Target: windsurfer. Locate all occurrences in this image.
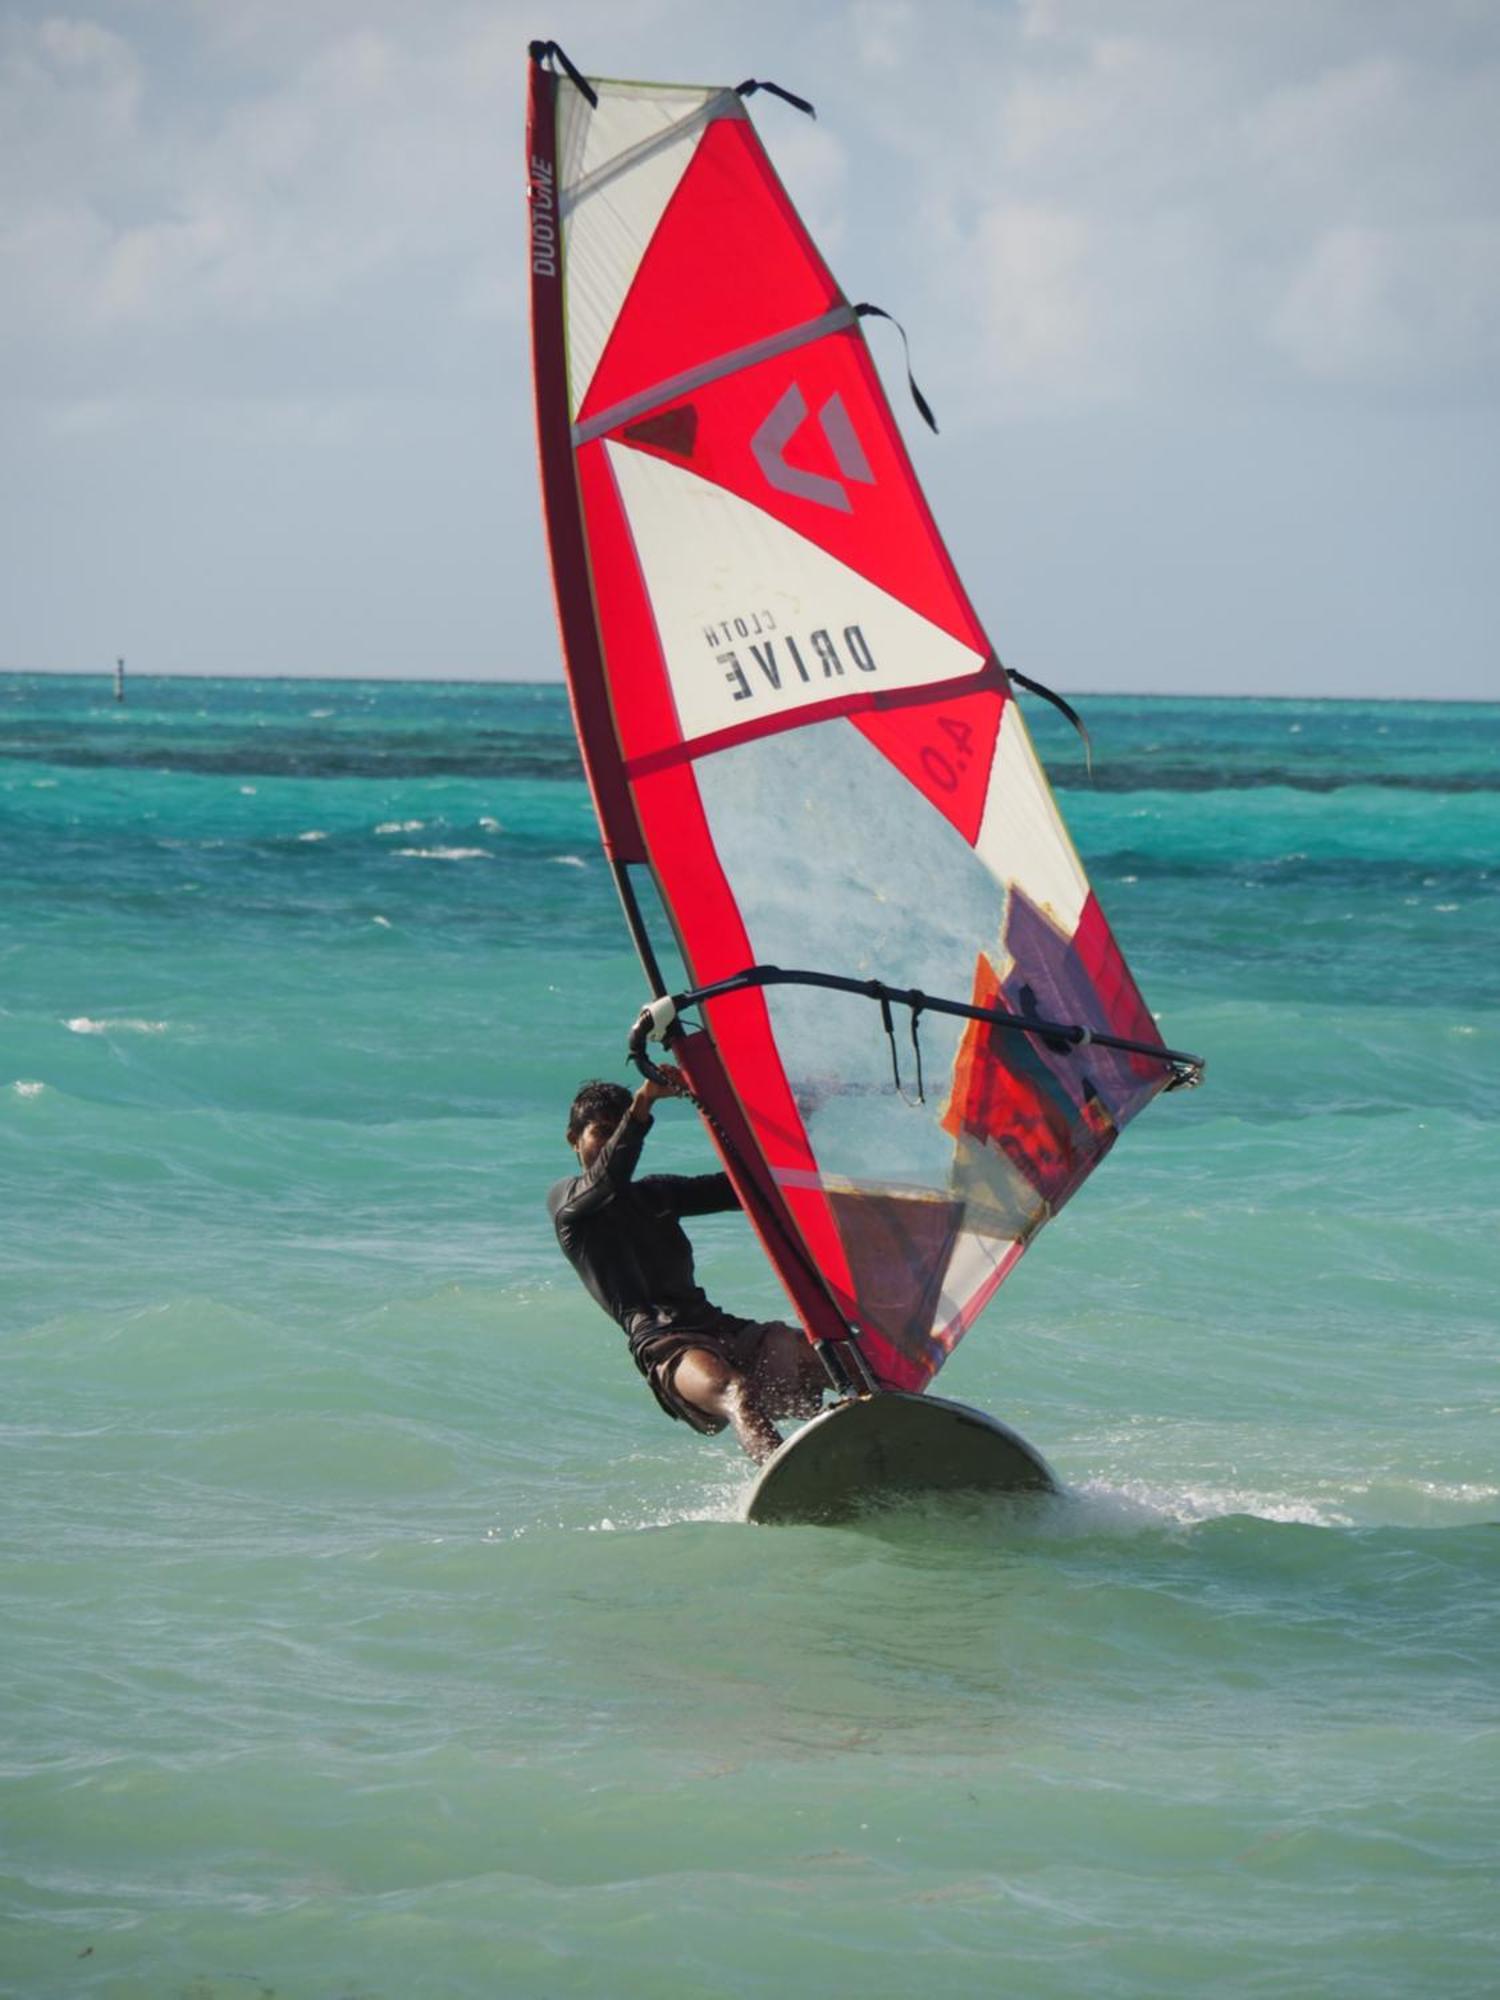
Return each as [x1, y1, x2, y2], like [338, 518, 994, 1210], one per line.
[548, 1070, 825, 1462]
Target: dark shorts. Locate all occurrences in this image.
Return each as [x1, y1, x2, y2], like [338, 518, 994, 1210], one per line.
[629, 1314, 794, 1436]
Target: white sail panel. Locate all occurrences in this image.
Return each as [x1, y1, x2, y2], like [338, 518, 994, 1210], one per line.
[605, 441, 986, 744]
[974, 697, 1090, 938]
[931, 1228, 1026, 1345]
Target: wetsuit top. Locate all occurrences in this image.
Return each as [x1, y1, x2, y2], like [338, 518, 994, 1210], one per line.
[547, 1107, 741, 1350]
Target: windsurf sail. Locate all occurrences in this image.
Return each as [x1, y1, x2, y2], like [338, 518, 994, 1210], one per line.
[526, 44, 1203, 1394]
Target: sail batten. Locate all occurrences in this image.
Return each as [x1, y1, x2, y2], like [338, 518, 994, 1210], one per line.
[528, 54, 1197, 1391]
[572, 305, 859, 446]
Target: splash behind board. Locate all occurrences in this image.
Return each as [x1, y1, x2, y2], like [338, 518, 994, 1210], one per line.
[746, 1390, 1058, 1525]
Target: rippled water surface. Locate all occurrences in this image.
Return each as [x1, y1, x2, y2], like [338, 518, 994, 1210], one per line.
[4, 676, 1497, 1999]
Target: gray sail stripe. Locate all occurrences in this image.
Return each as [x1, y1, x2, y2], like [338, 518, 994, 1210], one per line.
[559, 89, 744, 218]
[571, 306, 860, 448]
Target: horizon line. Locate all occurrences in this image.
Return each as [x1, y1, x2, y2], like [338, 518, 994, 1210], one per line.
[2, 666, 1496, 707]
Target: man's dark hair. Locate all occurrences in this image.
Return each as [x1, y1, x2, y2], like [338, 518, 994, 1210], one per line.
[566, 1078, 633, 1147]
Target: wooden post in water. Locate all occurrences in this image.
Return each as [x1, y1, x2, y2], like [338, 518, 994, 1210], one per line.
[114, 657, 126, 703]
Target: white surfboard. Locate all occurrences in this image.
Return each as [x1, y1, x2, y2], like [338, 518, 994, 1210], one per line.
[746, 1389, 1058, 1525]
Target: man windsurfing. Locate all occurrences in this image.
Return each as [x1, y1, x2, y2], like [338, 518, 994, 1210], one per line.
[548, 1068, 825, 1462]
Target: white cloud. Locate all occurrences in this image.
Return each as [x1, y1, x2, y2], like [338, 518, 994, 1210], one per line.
[4, 0, 1496, 693]
[1271, 221, 1500, 382]
[849, 0, 918, 74]
[1, 7, 528, 366]
[972, 204, 1096, 393]
[8, 0, 1494, 414]
[795, 1, 1498, 413]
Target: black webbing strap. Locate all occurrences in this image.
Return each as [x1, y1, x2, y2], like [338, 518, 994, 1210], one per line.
[853, 304, 938, 433]
[878, 990, 927, 1106]
[1005, 664, 1094, 773]
[736, 78, 817, 118]
[528, 40, 598, 108]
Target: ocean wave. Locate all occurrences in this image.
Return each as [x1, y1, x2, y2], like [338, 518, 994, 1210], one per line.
[394, 846, 492, 861]
[0, 732, 584, 781]
[1068, 1477, 1354, 1530]
[65, 1017, 169, 1035]
[1075, 764, 1500, 795]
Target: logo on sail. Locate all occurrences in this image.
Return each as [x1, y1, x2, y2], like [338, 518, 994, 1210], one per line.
[750, 385, 874, 513]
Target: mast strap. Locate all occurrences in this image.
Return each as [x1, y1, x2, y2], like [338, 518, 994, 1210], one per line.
[736, 78, 817, 118]
[1005, 664, 1094, 773]
[853, 304, 938, 433]
[528, 40, 598, 109]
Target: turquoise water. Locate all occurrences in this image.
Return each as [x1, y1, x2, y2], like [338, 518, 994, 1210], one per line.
[4, 675, 1497, 1999]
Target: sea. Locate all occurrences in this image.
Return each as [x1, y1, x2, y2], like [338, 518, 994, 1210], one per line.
[3, 673, 1497, 1999]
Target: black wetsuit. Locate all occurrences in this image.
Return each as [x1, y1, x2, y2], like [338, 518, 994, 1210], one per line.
[547, 1107, 743, 1365]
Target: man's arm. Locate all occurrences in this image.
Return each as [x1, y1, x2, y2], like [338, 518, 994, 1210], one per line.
[631, 1066, 738, 1215]
[549, 1070, 686, 1223]
[655, 1171, 742, 1218]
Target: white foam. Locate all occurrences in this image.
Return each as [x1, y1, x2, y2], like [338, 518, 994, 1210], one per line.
[375, 819, 426, 835]
[296, 830, 327, 842]
[478, 816, 502, 832]
[394, 846, 491, 861]
[551, 854, 588, 869]
[1071, 1476, 1352, 1530]
[13, 1080, 45, 1097]
[66, 1017, 168, 1036]
[239, 785, 257, 795]
[371, 915, 392, 928]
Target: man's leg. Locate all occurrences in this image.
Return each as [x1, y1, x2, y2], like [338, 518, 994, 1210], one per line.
[670, 1347, 784, 1464]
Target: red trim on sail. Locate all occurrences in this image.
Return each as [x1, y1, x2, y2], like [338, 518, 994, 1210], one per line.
[620, 662, 1004, 782]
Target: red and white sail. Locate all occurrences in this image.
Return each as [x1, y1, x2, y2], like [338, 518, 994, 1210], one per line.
[527, 56, 1175, 1392]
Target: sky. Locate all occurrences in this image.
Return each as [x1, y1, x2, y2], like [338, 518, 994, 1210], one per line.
[3, 0, 1497, 697]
